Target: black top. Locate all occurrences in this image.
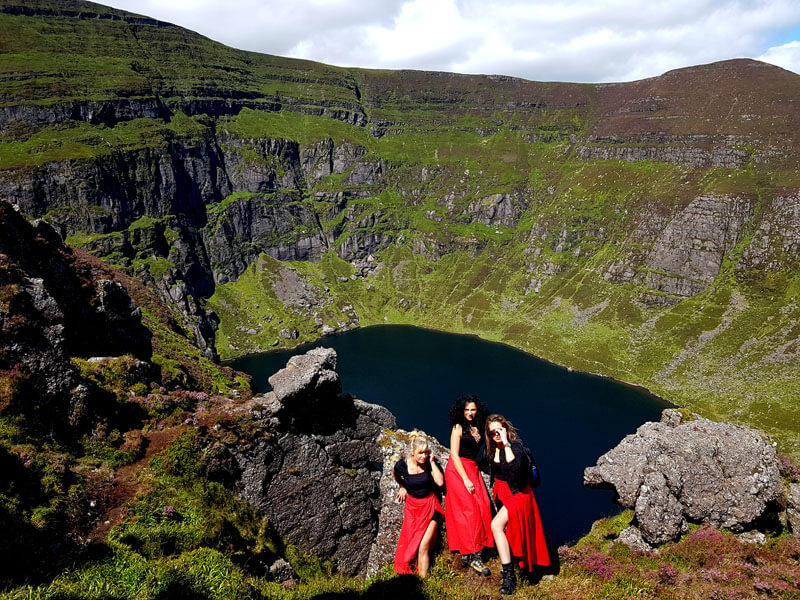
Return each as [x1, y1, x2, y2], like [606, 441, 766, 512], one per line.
[394, 458, 440, 499]
[457, 426, 482, 461]
[489, 440, 529, 494]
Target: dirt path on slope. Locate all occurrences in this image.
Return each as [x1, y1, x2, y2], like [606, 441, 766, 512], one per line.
[88, 426, 184, 542]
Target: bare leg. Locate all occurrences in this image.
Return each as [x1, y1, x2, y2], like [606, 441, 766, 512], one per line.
[491, 506, 511, 564]
[417, 520, 438, 578]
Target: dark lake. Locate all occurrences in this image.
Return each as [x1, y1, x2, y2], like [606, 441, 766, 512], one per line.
[230, 325, 672, 547]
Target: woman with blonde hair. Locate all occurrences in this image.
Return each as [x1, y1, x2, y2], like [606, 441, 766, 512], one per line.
[485, 414, 550, 595]
[393, 431, 445, 577]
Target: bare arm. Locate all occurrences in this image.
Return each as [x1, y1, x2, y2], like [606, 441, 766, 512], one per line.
[429, 453, 444, 487]
[499, 427, 515, 463]
[393, 462, 408, 502]
[449, 424, 475, 493]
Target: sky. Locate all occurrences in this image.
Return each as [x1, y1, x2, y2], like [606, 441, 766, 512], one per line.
[103, 0, 800, 83]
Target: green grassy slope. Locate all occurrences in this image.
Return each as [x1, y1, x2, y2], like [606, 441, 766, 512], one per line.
[1, 0, 799, 462]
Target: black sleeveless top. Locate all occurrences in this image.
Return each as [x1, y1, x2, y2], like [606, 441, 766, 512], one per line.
[457, 425, 482, 461]
[394, 458, 441, 499]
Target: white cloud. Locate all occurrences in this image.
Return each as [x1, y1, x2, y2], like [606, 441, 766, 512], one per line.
[758, 41, 800, 75]
[103, 0, 800, 82]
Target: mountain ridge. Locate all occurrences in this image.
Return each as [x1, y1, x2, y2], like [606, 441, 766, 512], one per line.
[0, 0, 798, 461]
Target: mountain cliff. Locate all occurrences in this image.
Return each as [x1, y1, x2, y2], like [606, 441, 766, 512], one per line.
[1, 0, 799, 459]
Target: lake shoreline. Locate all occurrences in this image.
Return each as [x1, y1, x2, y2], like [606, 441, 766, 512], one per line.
[225, 322, 673, 410]
[227, 323, 673, 547]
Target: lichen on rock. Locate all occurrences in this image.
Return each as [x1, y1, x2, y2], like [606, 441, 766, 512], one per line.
[584, 408, 785, 546]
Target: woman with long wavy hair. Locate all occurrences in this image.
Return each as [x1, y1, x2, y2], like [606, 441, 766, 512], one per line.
[485, 414, 550, 595]
[393, 431, 445, 577]
[444, 395, 493, 576]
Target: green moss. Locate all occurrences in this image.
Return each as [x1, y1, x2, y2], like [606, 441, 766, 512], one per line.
[574, 510, 635, 553]
[220, 108, 368, 146]
[64, 230, 122, 248]
[149, 430, 203, 479]
[70, 355, 143, 403]
[130, 256, 174, 280]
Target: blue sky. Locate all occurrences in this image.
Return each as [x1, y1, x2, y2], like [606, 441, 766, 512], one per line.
[106, 0, 800, 83]
[771, 22, 800, 46]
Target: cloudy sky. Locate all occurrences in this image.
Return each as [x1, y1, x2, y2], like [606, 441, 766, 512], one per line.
[104, 0, 800, 83]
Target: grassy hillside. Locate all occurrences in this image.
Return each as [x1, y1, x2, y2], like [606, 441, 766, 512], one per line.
[1, 0, 799, 464]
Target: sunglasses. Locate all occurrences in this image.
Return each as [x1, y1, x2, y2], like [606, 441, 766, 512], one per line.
[490, 429, 502, 437]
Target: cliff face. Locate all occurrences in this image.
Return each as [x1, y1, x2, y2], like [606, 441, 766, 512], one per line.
[1, 0, 800, 457]
[205, 348, 396, 575]
[0, 201, 154, 440]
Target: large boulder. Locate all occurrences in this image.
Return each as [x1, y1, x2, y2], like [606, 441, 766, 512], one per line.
[268, 346, 341, 406]
[788, 483, 800, 535]
[584, 409, 784, 545]
[215, 348, 396, 576]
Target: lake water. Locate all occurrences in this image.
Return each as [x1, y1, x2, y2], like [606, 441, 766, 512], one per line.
[230, 325, 672, 547]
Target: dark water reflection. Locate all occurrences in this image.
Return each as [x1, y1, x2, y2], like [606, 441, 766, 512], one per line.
[230, 325, 671, 546]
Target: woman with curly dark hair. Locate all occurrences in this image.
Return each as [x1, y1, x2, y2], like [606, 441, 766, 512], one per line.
[485, 414, 550, 595]
[444, 395, 493, 576]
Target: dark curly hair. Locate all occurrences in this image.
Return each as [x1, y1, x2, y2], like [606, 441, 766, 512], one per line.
[448, 395, 488, 431]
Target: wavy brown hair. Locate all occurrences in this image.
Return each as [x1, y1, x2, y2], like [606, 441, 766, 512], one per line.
[484, 414, 518, 453]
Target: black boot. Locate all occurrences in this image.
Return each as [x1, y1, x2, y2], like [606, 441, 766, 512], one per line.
[500, 563, 517, 595]
[467, 552, 491, 576]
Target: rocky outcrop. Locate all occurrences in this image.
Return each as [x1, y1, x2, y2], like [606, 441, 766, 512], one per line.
[584, 409, 784, 546]
[605, 194, 754, 299]
[463, 193, 524, 227]
[738, 192, 800, 273]
[202, 191, 330, 284]
[211, 348, 395, 575]
[576, 135, 754, 169]
[0, 201, 154, 439]
[788, 483, 800, 535]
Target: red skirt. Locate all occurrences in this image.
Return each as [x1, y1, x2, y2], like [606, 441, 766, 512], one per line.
[444, 457, 494, 553]
[493, 479, 550, 571]
[394, 493, 444, 574]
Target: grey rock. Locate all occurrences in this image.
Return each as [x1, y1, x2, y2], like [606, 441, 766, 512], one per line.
[268, 558, 296, 582]
[611, 526, 653, 552]
[738, 192, 800, 274]
[463, 193, 524, 227]
[272, 267, 329, 313]
[225, 348, 395, 575]
[278, 328, 299, 340]
[603, 194, 755, 299]
[736, 530, 767, 544]
[788, 483, 800, 536]
[584, 410, 783, 545]
[636, 195, 753, 295]
[660, 408, 685, 427]
[268, 347, 341, 405]
[576, 134, 754, 169]
[634, 471, 687, 544]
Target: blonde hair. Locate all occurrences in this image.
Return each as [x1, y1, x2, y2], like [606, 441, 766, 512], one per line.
[485, 414, 518, 452]
[406, 431, 430, 458]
